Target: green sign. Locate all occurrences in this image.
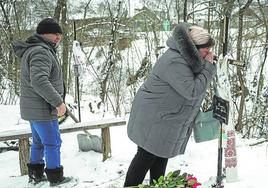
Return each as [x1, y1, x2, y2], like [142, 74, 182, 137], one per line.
[163, 20, 170, 31]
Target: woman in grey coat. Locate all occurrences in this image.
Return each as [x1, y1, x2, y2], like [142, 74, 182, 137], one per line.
[124, 23, 217, 187]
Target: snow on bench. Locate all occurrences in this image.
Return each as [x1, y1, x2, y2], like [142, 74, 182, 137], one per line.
[0, 117, 127, 175]
[0, 118, 126, 141]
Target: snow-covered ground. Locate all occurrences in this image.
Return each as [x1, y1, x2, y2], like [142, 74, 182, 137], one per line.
[0, 104, 267, 188]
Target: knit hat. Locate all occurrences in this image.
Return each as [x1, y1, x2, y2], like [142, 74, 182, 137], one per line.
[36, 18, 62, 35]
[189, 25, 215, 49]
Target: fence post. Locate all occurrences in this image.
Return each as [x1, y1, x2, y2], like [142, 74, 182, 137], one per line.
[101, 127, 111, 161]
[19, 138, 30, 175]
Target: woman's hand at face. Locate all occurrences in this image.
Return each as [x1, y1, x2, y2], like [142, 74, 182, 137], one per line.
[205, 51, 216, 63]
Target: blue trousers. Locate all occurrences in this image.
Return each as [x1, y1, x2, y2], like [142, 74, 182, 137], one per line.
[29, 120, 62, 169]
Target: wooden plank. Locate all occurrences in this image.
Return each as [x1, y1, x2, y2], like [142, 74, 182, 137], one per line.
[0, 118, 126, 141]
[0, 130, 31, 141]
[60, 118, 126, 134]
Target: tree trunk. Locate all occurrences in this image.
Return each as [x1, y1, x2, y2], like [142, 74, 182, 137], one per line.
[176, 0, 181, 23]
[183, 0, 188, 22]
[0, 2, 14, 81]
[53, 0, 69, 89]
[61, 1, 69, 87]
[54, 0, 64, 22]
[256, 0, 268, 101]
[236, 0, 253, 132]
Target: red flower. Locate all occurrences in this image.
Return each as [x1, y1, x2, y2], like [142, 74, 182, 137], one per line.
[186, 175, 202, 188]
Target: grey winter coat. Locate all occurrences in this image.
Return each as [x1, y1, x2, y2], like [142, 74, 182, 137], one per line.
[127, 23, 217, 158]
[12, 34, 64, 121]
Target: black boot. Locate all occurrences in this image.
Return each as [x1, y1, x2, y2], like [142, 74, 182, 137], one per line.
[27, 163, 47, 184]
[45, 166, 73, 187]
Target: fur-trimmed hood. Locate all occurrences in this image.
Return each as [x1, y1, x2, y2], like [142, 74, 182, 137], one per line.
[166, 23, 204, 73]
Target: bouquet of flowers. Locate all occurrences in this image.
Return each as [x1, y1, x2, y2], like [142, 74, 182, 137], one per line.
[136, 170, 201, 188]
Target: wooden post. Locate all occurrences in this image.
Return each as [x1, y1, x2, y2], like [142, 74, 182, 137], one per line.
[18, 138, 30, 175]
[225, 130, 238, 182]
[101, 127, 111, 161]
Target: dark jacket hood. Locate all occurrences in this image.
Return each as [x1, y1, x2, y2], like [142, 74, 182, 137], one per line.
[12, 34, 56, 59]
[166, 23, 204, 73]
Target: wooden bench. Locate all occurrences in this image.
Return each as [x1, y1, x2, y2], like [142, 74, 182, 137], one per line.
[0, 118, 126, 175]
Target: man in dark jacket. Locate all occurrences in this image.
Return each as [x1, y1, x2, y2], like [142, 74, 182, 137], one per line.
[12, 18, 73, 186]
[124, 23, 217, 187]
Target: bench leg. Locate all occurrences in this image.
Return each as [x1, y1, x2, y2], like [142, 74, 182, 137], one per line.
[101, 127, 111, 161]
[19, 138, 30, 175]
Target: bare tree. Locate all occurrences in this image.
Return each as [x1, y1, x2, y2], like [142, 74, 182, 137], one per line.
[99, 1, 122, 115]
[183, 0, 188, 22]
[53, 0, 70, 90]
[175, 0, 181, 22]
[0, 1, 14, 81]
[235, 0, 253, 131]
[255, 0, 268, 101]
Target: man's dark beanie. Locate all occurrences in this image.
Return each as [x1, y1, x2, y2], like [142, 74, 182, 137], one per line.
[36, 18, 62, 34]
